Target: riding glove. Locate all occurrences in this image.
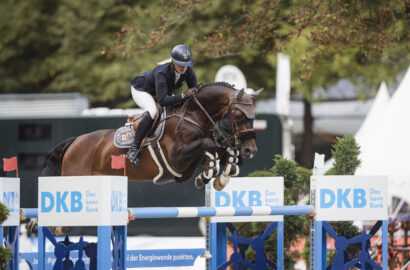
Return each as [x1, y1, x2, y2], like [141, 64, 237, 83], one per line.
[183, 88, 197, 99]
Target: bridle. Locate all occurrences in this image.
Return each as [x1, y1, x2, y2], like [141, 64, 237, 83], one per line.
[164, 87, 257, 149]
[220, 99, 257, 145]
[192, 92, 256, 149]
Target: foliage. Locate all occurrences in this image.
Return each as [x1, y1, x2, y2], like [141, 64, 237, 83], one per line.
[0, 0, 138, 107]
[248, 170, 274, 177]
[303, 135, 362, 266]
[238, 155, 311, 268]
[0, 203, 10, 269]
[327, 135, 361, 175]
[111, 0, 409, 100]
[1, 0, 407, 109]
[0, 246, 12, 270]
[0, 203, 9, 224]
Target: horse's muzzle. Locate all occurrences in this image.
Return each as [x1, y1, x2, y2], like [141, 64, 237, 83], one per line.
[241, 144, 257, 159]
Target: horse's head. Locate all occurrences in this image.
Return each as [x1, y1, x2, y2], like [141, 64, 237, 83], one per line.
[220, 88, 263, 159]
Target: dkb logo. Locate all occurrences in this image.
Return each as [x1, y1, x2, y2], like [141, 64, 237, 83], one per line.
[111, 191, 125, 212]
[320, 188, 366, 208]
[3, 192, 19, 213]
[215, 190, 262, 207]
[41, 191, 83, 213]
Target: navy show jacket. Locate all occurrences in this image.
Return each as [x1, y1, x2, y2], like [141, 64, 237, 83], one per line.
[131, 63, 197, 106]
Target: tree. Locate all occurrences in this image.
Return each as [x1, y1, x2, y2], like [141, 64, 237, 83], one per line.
[0, 0, 138, 107]
[245, 155, 311, 268]
[110, 0, 408, 167]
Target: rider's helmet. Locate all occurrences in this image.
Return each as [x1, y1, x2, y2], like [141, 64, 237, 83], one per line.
[171, 45, 193, 67]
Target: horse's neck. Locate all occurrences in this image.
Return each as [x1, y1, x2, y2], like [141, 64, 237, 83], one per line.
[195, 87, 233, 120]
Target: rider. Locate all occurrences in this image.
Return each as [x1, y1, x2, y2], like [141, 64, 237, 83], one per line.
[127, 44, 198, 165]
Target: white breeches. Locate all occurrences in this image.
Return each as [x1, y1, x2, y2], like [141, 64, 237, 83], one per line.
[131, 86, 157, 119]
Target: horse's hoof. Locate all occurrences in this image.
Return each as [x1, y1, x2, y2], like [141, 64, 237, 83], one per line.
[213, 176, 224, 191]
[25, 219, 38, 234]
[50, 226, 72, 236]
[213, 174, 231, 191]
[195, 177, 204, 189]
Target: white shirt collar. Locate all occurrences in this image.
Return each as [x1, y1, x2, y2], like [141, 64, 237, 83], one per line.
[174, 70, 181, 84]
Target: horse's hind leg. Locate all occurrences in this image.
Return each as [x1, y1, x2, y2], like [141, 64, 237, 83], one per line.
[25, 219, 72, 236]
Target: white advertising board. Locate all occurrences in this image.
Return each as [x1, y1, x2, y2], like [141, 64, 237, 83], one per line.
[312, 175, 388, 221]
[38, 176, 128, 226]
[0, 177, 20, 226]
[207, 177, 284, 223]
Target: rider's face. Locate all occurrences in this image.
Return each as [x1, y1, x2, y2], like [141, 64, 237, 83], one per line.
[173, 62, 188, 74]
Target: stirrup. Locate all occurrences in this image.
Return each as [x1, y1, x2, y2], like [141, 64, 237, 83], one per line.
[127, 148, 141, 167]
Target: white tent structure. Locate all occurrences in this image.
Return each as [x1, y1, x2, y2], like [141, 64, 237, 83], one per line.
[354, 82, 390, 143]
[355, 67, 410, 216]
[316, 81, 391, 175]
[356, 67, 410, 175]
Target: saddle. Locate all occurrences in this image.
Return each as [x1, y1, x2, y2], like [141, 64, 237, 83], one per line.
[114, 104, 182, 184]
[114, 104, 165, 149]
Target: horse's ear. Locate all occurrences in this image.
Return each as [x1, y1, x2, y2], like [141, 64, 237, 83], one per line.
[250, 88, 264, 101]
[236, 88, 245, 100]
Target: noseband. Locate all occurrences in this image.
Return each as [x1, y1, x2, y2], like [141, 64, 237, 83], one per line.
[220, 99, 257, 146]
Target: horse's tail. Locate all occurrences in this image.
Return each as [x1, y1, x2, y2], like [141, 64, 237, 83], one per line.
[41, 137, 77, 176]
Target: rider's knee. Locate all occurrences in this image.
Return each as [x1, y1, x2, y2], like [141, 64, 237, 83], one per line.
[146, 107, 157, 119]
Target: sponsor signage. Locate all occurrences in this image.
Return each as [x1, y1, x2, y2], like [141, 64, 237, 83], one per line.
[38, 176, 128, 226]
[0, 177, 20, 226]
[208, 177, 284, 222]
[312, 175, 388, 221]
[21, 249, 205, 268]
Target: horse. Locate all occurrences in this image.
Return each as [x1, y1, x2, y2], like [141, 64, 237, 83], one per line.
[41, 82, 263, 190]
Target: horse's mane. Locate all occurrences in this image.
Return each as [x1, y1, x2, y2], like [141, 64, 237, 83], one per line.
[197, 82, 237, 91]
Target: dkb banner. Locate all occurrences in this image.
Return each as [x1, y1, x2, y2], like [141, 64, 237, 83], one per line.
[38, 176, 128, 226]
[0, 177, 20, 226]
[312, 175, 388, 221]
[208, 177, 284, 223]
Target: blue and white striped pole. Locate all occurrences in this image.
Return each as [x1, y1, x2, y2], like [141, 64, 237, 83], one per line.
[129, 205, 313, 219]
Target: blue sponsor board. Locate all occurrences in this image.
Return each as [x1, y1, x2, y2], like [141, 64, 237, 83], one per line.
[126, 249, 205, 267]
[20, 249, 205, 269]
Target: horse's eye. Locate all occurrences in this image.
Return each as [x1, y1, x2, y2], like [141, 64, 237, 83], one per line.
[236, 114, 245, 120]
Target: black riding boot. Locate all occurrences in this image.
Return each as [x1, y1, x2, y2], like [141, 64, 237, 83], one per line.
[126, 112, 154, 166]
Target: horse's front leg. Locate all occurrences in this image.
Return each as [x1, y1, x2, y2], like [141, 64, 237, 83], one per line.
[213, 147, 240, 191]
[172, 137, 220, 184]
[194, 151, 220, 189]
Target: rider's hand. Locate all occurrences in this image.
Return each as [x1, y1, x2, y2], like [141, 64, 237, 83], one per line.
[183, 88, 196, 99]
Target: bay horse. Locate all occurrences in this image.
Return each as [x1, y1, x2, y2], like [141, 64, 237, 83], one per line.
[41, 82, 263, 190]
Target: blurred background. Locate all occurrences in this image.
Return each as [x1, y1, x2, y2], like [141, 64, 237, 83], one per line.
[0, 0, 409, 236]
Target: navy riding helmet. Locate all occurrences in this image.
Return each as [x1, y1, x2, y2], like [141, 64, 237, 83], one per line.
[171, 45, 193, 67]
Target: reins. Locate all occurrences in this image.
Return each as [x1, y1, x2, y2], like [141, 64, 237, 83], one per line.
[192, 95, 235, 149]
